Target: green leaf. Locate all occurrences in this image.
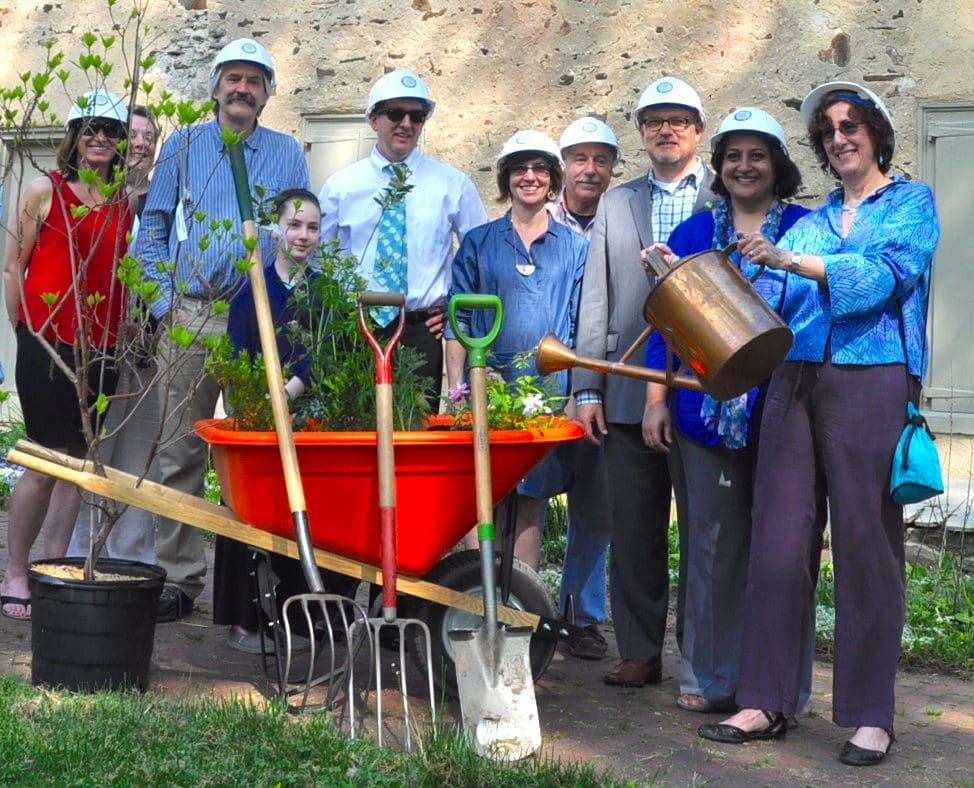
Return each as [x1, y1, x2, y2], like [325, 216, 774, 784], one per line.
[94, 392, 109, 415]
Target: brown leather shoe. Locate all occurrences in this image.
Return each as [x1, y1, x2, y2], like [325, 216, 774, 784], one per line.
[603, 658, 663, 687]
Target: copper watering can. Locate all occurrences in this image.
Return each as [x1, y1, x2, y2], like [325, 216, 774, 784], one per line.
[537, 244, 793, 400]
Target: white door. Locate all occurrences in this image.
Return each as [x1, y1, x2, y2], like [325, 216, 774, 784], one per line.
[302, 115, 377, 194]
[920, 107, 974, 433]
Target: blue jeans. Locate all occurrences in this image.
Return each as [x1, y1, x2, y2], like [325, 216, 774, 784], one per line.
[558, 439, 611, 628]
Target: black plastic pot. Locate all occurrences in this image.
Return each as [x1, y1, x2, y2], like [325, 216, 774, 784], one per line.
[28, 557, 166, 692]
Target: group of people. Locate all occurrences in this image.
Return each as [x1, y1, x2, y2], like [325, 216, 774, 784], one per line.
[0, 33, 940, 768]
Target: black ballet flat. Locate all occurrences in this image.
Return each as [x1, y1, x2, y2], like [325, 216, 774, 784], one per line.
[698, 710, 788, 744]
[838, 728, 895, 766]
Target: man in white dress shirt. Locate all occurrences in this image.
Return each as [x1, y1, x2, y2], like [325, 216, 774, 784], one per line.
[318, 69, 488, 401]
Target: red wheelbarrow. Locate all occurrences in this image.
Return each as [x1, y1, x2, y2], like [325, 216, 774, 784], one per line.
[9, 417, 584, 698]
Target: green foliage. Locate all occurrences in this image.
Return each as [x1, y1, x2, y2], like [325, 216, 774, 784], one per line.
[204, 333, 277, 431]
[286, 246, 432, 431]
[542, 493, 568, 566]
[205, 243, 433, 433]
[813, 555, 974, 676]
[0, 678, 619, 786]
[444, 353, 568, 431]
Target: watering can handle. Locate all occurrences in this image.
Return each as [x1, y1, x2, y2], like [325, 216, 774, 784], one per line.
[721, 241, 766, 284]
[448, 294, 504, 370]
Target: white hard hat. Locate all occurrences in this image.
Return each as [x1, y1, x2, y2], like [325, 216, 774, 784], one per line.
[496, 129, 563, 171]
[710, 107, 790, 157]
[559, 116, 619, 159]
[799, 80, 895, 152]
[208, 38, 276, 98]
[634, 77, 706, 128]
[66, 88, 128, 128]
[365, 69, 436, 120]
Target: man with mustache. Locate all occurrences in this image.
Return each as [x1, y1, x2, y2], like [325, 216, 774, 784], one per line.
[318, 69, 487, 403]
[135, 37, 310, 622]
[547, 116, 620, 660]
[573, 78, 718, 687]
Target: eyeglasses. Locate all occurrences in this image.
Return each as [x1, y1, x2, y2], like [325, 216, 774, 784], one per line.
[79, 120, 126, 140]
[378, 107, 429, 124]
[639, 116, 695, 132]
[510, 162, 552, 176]
[823, 120, 865, 138]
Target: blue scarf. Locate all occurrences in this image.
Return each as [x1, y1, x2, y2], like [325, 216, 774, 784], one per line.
[699, 200, 785, 449]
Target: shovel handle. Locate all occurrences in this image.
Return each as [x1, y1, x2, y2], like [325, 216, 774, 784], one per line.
[448, 294, 503, 370]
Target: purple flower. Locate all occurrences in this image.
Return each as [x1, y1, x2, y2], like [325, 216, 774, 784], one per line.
[447, 381, 470, 402]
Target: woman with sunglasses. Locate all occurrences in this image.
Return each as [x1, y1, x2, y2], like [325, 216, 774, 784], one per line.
[446, 130, 587, 569]
[698, 83, 939, 766]
[0, 89, 131, 621]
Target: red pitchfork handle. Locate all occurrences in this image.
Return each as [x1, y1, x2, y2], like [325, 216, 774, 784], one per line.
[358, 291, 406, 621]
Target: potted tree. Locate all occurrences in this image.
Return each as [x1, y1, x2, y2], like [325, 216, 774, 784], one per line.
[0, 3, 216, 691]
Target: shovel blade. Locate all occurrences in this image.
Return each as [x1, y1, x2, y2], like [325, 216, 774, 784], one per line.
[448, 625, 541, 761]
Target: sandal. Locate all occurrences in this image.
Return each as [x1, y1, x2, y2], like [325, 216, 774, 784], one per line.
[839, 727, 895, 766]
[677, 693, 716, 713]
[698, 709, 787, 744]
[1, 595, 31, 621]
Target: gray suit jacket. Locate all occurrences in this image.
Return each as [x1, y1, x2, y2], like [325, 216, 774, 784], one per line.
[573, 168, 717, 423]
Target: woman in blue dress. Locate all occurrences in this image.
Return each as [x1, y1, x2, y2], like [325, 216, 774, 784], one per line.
[446, 130, 588, 569]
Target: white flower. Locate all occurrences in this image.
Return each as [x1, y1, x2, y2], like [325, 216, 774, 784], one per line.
[521, 394, 546, 417]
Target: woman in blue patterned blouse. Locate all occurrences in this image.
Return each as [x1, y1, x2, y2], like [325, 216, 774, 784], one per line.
[698, 82, 940, 767]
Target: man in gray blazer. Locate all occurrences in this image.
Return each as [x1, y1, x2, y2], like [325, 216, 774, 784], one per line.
[573, 77, 718, 687]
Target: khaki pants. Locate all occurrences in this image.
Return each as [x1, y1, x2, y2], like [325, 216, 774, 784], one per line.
[153, 299, 227, 598]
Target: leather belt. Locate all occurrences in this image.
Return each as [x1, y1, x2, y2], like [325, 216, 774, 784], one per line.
[404, 308, 439, 325]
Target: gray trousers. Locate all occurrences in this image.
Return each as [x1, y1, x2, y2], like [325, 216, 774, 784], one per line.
[737, 361, 908, 728]
[153, 301, 227, 598]
[604, 422, 672, 662]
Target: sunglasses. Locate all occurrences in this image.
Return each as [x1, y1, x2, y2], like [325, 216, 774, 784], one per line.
[510, 162, 552, 176]
[79, 120, 126, 140]
[639, 116, 695, 132]
[378, 107, 429, 124]
[823, 120, 865, 138]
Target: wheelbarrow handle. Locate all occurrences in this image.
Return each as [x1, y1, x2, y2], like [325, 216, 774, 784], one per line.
[448, 293, 503, 370]
[357, 291, 406, 385]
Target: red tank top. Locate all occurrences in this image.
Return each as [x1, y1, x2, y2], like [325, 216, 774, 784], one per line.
[18, 170, 131, 346]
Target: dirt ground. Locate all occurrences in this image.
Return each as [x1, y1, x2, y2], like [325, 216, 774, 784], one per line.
[2, 511, 973, 786]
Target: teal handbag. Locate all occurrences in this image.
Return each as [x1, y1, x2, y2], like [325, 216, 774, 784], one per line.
[890, 402, 944, 505]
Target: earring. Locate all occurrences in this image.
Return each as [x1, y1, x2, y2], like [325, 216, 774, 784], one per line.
[547, 189, 556, 201]
[878, 153, 885, 166]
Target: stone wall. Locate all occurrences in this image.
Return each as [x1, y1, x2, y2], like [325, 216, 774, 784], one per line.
[2, 0, 971, 203]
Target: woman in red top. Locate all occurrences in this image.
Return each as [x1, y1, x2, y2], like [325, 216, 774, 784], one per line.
[0, 88, 131, 620]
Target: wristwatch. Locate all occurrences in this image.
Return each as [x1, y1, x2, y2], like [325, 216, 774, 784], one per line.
[789, 252, 804, 273]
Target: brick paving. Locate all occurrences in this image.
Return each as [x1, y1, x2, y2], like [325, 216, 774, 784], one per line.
[2, 512, 973, 785]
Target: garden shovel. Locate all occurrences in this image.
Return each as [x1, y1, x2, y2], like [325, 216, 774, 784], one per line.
[447, 294, 542, 762]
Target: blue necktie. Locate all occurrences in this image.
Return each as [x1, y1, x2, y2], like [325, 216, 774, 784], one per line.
[371, 165, 408, 327]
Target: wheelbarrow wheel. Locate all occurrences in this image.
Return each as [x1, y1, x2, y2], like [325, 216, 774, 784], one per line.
[409, 548, 557, 700]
